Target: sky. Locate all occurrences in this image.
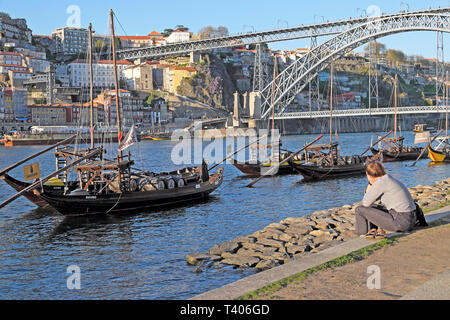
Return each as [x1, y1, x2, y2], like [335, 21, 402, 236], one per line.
[1, 0, 450, 60]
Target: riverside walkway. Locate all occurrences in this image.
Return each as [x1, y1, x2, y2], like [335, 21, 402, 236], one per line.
[192, 184, 450, 300]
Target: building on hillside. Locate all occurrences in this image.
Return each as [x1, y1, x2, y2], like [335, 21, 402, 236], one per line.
[94, 90, 144, 127]
[150, 97, 169, 125]
[122, 61, 165, 91]
[0, 90, 4, 123]
[2, 89, 27, 123]
[0, 14, 32, 45]
[166, 30, 190, 44]
[67, 59, 132, 97]
[148, 31, 162, 39]
[28, 104, 68, 125]
[52, 27, 89, 55]
[118, 35, 152, 49]
[0, 51, 23, 66]
[8, 69, 32, 88]
[25, 56, 50, 74]
[167, 66, 196, 94]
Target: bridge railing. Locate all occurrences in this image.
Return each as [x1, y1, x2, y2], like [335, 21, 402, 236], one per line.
[274, 106, 448, 119]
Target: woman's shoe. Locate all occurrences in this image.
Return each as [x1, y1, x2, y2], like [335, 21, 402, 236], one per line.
[365, 228, 377, 239]
[375, 229, 387, 239]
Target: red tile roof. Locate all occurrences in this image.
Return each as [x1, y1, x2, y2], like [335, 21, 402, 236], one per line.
[118, 36, 151, 40]
[0, 63, 27, 68]
[0, 51, 22, 56]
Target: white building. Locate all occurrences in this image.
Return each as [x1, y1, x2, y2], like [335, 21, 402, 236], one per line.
[166, 30, 190, 44]
[67, 59, 132, 88]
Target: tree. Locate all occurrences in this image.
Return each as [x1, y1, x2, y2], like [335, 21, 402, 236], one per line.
[248, 43, 268, 51]
[363, 42, 386, 58]
[95, 39, 106, 52]
[162, 28, 174, 37]
[197, 26, 229, 39]
[386, 49, 406, 66]
[175, 25, 189, 32]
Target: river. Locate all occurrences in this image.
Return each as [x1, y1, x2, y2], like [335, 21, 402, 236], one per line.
[0, 131, 448, 300]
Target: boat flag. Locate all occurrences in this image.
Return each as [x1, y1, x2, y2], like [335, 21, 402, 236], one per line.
[119, 125, 138, 152]
[91, 124, 97, 134]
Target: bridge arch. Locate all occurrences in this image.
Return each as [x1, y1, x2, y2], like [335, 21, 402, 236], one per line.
[260, 13, 450, 119]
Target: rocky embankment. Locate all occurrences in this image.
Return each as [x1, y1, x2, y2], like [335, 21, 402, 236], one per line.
[186, 178, 450, 272]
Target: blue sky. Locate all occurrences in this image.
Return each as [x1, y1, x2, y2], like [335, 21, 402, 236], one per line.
[1, 0, 450, 59]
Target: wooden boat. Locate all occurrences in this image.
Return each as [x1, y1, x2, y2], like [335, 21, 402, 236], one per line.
[231, 150, 311, 177]
[413, 124, 436, 134]
[294, 143, 371, 181]
[1, 11, 224, 217]
[370, 137, 427, 162]
[428, 145, 450, 163]
[38, 162, 224, 217]
[147, 132, 171, 141]
[371, 75, 426, 162]
[429, 71, 449, 163]
[295, 62, 377, 182]
[2, 127, 119, 146]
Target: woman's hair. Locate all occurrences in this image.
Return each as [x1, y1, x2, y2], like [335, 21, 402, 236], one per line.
[366, 161, 386, 178]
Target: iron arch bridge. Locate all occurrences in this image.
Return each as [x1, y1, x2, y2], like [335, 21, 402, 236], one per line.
[260, 12, 450, 119]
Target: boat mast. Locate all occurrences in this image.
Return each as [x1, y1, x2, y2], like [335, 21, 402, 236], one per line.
[446, 71, 449, 151]
[394, 74, 398, 141]
[110, 9, 123, 158]
[271, 55, 277, 138]
[88, 23, 95, 149]
[329, 61, 334, 146]
[271, 55, 278, 148]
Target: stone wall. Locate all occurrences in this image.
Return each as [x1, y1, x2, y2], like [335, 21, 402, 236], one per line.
[186, 177, 450, 272]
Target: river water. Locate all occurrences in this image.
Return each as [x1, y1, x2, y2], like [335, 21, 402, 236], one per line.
[0, 131, 448, 300]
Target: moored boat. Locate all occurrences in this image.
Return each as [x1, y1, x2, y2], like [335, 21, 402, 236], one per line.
[5, 10, 225, 217]
[2, 127, 121, 146]
[428, 146, 450, 163]
[371, 75, 427, 162]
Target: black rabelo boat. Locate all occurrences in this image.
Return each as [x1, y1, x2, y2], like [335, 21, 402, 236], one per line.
[294, 62, 379, 181]
[0, 11, 223, 216]
[371, 74, 426, 162]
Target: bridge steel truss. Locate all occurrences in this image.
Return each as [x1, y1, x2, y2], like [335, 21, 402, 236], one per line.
[273, 106, 449, 120]
[116, 8, 450, 60]
[260, 12, 450, 119]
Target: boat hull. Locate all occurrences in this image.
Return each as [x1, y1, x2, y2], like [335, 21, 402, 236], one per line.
[1, 174, 50, 208]
[39, 169, 224, 217]
[1, 174, 81, 208]
[428, 146, 450, 163]
[231, 160, 302, 177]
[371, 147, 427, 162]
[295, 163, 366, 181]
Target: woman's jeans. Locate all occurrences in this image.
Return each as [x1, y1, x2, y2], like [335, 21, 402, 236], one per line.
[355, 205, 416, 236]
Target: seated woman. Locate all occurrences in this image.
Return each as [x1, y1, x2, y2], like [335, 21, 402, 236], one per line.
[355, 161, 417, 239]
